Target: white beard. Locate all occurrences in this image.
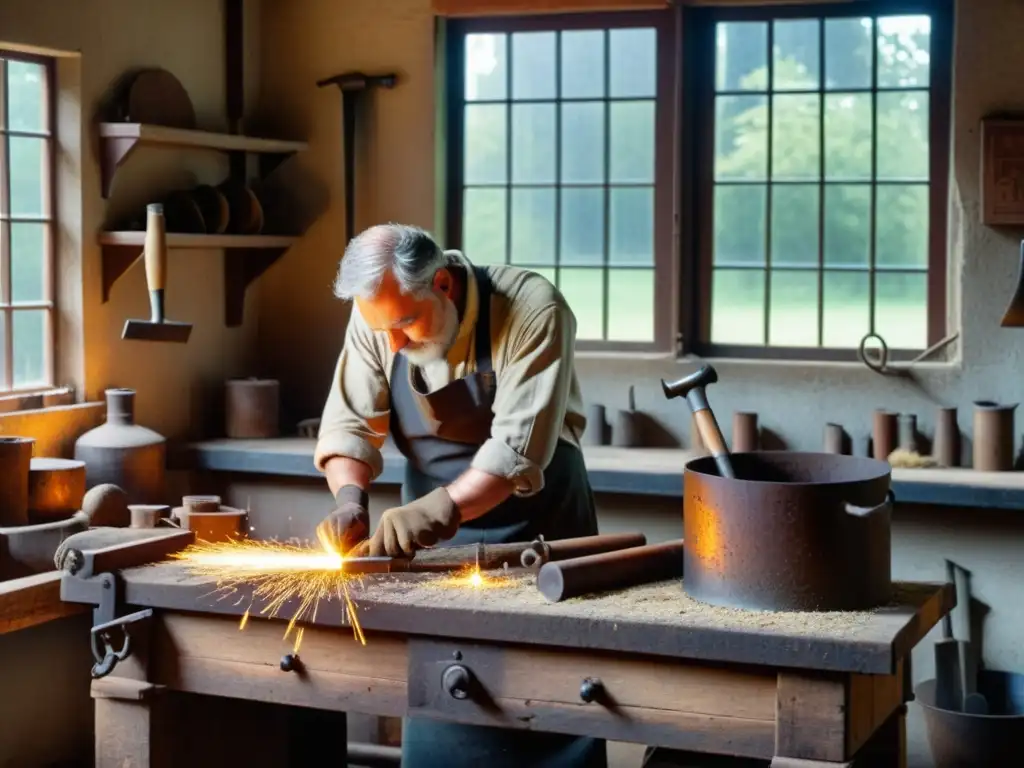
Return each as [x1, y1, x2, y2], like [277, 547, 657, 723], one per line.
[400, 295, 459, 366]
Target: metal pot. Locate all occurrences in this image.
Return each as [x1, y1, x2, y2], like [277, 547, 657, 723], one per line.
[683, 451, 893, 612]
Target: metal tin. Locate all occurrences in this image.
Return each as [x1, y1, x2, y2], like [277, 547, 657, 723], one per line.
[683, 451, 893, 612]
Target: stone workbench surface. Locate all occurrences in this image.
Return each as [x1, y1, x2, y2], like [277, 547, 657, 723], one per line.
[61, 562, 951, 676]
[179, 437, 1024, 510]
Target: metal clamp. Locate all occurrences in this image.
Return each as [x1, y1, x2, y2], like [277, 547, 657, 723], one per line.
[90, 608, 153, 679]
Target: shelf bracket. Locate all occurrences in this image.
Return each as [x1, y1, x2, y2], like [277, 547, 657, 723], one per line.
[101, 244, 144, 302]
[223, 247, 288, 327]
[100, 137, 140, 199]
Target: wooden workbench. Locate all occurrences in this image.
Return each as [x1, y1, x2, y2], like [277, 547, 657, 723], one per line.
[61, 564, 952, 768]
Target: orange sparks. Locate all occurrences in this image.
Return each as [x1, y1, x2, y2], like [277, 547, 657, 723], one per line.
[171, 538, 366, 650]
[435, 563, 511, 590]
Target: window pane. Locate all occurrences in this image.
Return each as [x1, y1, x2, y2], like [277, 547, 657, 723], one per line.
[875, 272, 927, 348]
[464, 104, 506, 184]
[825, 18, 872, 90]
[876, 184, 928, 269]
[0, 313, 5, 385]
[877, 16, 931, 89]
[714, 185, 766, 266]
[560, 102, 604, 183]
[824, 93, 872, 181]
[560, 188, 603, 267]
[824, 185, 870, 267]
[511, 103, 556, 183]
[773, 19, 819, 91]
[877, 91, 929, 180]
[771, 185, 818, 267]
[512, 32, 556, 100]
[463, 188, 506, 265]
[609, 101, 654, 184]
[13, 310, 46, 387]
[466, 34, 507, 101]
[772, 94, 820, 180]
[609, 28, 656, 98]
[561, 30, 604, 99]
[11, 222, 47, 302]
[609, 187, 653, 267]
[608, 269, 654, 342]
[9, 137, 47, 217]
[716, 22, 768, 92]
[510, 188, 555, 266]
[7, 60, 47, 133]
[769, 270, 818, 347]
[822, 271, 870, 347]
[531, 267, 556, 287]
[715, 95, 768, 181]
[558, 268, 604, 340]
[711, 269, 765, 345]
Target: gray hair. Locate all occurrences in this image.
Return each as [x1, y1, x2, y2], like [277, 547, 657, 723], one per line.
[333, 223, 449, 301]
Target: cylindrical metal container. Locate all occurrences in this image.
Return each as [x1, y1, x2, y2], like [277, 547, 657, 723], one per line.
[27, 457, 86, 522]
[0, 436, 34, 527]
[872, 410, 898, 460]
[933, 407, 959, 467]
[732, 412, 759, 452]
[581, 403, 607, 447]
[683, 451, 893, 612]
[972, 401, 1016, 471]
[898, 413, 919, 453]
[74, 388, 166, 503]
[225, 378, 280, 439]
[823, 423, 846, 454]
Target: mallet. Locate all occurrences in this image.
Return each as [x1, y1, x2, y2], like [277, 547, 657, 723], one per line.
[661, 364, 736, 479]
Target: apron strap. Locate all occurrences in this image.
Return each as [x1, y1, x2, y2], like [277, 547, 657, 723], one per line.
[472, 266, 493, 375]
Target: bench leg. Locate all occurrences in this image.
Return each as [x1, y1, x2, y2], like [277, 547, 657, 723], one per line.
[94, 680, 171, 768]
[770, 705, 906, 768]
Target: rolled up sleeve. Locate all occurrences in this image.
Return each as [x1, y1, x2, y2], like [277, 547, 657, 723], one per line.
[470, 302, 575, 496]
[314, 312, 391, 479]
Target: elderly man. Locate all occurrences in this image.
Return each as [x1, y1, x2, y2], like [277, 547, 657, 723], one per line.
[314, 223, 605, 768]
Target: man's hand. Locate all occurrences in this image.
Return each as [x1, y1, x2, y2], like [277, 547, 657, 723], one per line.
[316, 485, 370, 554]
[356, 488, 461, 558]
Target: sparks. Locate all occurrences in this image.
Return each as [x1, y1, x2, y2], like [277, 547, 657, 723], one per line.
[434, 563, 511, 590]
[171, 538, 366, 650]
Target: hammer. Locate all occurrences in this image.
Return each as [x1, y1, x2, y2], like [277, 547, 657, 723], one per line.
[661, 365, 736, 479]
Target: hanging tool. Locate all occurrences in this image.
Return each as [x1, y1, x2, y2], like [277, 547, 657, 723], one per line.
[661, 365, 735, 478]
[857, 331, 958, 379]
[316, 71, 398, 243]
[121, 204, 193, 343]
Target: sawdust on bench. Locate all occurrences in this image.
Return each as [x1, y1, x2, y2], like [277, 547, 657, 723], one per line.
[348, 572, 926, 638]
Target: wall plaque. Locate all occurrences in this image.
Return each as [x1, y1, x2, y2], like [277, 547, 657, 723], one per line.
[982, 118, 1024, 226]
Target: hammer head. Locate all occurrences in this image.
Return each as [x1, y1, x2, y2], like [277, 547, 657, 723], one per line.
[661, 364, 718, 401]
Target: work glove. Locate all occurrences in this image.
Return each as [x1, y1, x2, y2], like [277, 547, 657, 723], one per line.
[354, 487, 460, 558]
[316, 485, 370, 554]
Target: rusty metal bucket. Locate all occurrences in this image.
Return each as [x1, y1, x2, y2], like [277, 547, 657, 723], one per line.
[916, 671, 1024, 767]
[683, 451, 892, 612]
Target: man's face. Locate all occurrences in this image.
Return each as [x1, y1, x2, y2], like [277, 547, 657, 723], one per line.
[356, 270, 459, 364]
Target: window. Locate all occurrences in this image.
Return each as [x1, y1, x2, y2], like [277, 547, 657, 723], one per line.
[0, 52, 55, 391]
[690, 1, 951, 359]
[445, 12, 677, 351]
[443, 2, 951, 360]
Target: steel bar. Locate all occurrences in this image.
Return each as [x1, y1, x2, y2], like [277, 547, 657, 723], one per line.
[536, 540, 684, 603]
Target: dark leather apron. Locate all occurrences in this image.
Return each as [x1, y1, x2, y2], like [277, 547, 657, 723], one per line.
[389, 267, 605, 768]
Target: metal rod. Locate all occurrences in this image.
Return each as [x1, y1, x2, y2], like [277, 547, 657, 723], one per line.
[536, 540, 684, 603]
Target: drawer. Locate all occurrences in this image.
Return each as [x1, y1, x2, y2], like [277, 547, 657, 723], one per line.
[407, 637, 777, 758]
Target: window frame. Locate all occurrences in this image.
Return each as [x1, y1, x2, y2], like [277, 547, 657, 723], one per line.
[443, 10, 680, 353]
[0, 49, 57, 392]
[681, 0, 954, 363]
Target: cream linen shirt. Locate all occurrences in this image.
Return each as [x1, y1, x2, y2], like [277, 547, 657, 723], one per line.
[315, 250, 587, 497]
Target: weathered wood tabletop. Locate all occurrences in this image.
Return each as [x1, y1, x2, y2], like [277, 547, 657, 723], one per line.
[63, 562, 952, 675]
[64, 564, 952, 767]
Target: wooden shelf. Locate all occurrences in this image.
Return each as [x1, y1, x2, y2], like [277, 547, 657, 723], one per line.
[98, 122, 308, 197]
[99, 232, 299, 327]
